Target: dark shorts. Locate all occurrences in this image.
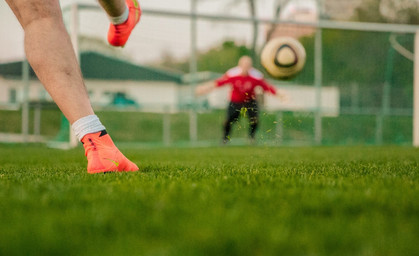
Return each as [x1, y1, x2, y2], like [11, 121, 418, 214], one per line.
[226, 100, 259, 122]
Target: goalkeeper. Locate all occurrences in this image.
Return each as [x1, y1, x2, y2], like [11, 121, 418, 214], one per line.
[196, 56, 288, 143]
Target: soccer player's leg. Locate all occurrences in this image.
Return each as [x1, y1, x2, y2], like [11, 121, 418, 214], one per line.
[6, 0, 93, 123]
[223, 102, 241, 143]
[247, 100, 259, 141]
[99, 0, 142, 47]
[6, 0, 139, 174]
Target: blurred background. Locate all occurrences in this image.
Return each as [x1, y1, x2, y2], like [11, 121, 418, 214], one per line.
[0, 0, 417, 147]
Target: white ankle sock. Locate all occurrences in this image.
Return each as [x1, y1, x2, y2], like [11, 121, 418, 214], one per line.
[109, 6, 129, 25]
[71, 115, 106, 141]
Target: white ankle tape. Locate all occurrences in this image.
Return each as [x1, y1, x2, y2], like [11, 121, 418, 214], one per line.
[109, 6, 129, 25]
[71, 115, 106, 141]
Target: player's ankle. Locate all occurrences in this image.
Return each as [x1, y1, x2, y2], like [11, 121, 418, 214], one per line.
[109, 5, 129, 25]
[72, 115, 106, 142]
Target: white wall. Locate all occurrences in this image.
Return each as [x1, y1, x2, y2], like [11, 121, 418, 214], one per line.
[264, 85, 340, 116]
[0, 78, 50, 106]
[0, 77, 340, 116]
[85, 80, 179, 111]
[0, 77, 180, 111]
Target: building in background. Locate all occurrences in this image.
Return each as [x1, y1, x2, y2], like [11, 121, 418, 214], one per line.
[0, 51, 339, 115]
[267, 0, 364, 40]
[322, 0, 363, 20]
[268, 0, 318, 40]
[0, 52, 184, 112]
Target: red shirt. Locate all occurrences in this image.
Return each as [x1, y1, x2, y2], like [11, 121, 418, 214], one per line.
[216, 67, 277, 103]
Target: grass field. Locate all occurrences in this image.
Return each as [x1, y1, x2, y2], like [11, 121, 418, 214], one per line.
[0, 144, 419, 255]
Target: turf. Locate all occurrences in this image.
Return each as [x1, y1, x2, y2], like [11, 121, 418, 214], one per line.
[0, 144, 418, 255]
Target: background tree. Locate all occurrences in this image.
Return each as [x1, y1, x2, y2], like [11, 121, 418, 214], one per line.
[160, 41, 251, 74]
[224, 0, 259, 62]
[353, 0, 419, 24]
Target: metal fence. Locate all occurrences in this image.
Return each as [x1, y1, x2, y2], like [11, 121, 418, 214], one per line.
[1, 1, 419, 147]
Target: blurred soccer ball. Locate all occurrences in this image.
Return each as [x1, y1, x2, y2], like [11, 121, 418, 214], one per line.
[261, 37, 306, 79]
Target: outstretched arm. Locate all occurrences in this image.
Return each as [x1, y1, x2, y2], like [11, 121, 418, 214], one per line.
[195, 75, 232, 96]
[275, 88, 290, 102]
[258, 79, 289, 102]
[195, 81, 217, 96]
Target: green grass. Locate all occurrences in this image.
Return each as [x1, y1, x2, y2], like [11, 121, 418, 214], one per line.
[0, 144, 418, 255]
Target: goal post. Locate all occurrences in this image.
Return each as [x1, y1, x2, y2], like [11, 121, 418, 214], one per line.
[68, 3, 80, 148]
[413, 30, 419, 147]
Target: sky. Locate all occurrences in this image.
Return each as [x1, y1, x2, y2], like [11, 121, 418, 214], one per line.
[0, 0, 277, 64]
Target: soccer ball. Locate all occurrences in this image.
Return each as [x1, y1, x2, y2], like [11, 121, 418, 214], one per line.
[261, 37, 306, 79]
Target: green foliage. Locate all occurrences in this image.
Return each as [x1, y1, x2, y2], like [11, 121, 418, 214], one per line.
[0, 145, 419, 255]
[352, 0, 387, 23]
[161, 41, 252, 73]
[353, 0, 419, 24]
[291, 30, 414, 109]
[196, 41, 252, 73]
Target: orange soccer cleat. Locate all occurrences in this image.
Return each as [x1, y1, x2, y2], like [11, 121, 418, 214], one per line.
[81, 130, 139, 174]
[107, 0, 142, 47]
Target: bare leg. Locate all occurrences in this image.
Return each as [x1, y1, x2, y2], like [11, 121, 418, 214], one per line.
[98, 0, 127, 17]
[6, 0, 139, 173]
[5, 0, 93, 124]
